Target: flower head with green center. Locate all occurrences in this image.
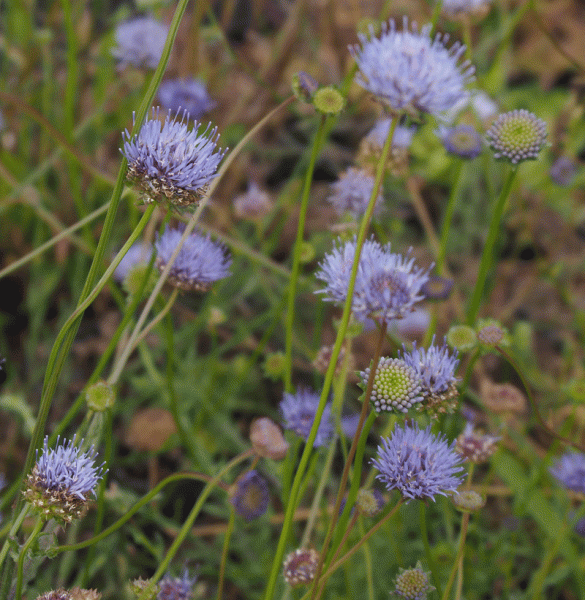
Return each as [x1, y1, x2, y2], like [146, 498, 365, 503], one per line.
[452, 490, 485, 512]
[392, 562, 435, 599]
[361, 357, 423, 413]
[440, 124, 483, 159]
[349, 17, 474, 118]
[122, 108, 225, 207]
[372, 422, 464, 501]
[313, 86, 345, 114]
[229, 470, 270, 521]
[486, 109, 547, 164]
[24, 437, 105, 523]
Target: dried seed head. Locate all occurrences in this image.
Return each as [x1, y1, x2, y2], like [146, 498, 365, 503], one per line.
[455, 422, 500, 463]
[283, 549, 320, 587]
[480, 379, 527, 414]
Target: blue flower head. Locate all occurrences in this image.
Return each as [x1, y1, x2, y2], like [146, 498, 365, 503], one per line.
[122, 108, 226, 207]
[349, 17, 474, 118]
[155, 225, 231, 292]
[550, 452, 585, 494]
[157, 569, 197, 600]
[372, 422, 464, 501]
[316, 237, 430, 325]
[229, 470, 270, 520]
[158, 78, 215, 120]
[24, 437, 105, 522]
[401, 337, 460, 414]
[440, 125, 483, 159]
[113, 242, 154, 283]
[279, 387, 334, 447]
[113, 16, 168, 69]
[440, 0, 492, 17]
[328, 167, 383, 218]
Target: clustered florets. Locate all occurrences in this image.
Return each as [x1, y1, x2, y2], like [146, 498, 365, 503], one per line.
[455, 422, 499, 463]
[24, 437, 104, 523]
[122, 109, 225, 207]
[328, 167, 383, 218]
[440, 124, 483, 159]
[549, 452, 585, 494]
[316, 237, 429, 325]
[361, 357, 424, 413]
[158, 78, 215, 120]
[112, 16, 168, 70]
[486, 109, 547, 164]
[279, 387, 333, 448]
[155, 226, 232, 292]
[282, 548, 320, 587]
[372, 422, 464, 501]
[229, 470, 270, 521]
[392, 562, 435, 599]
[349, 17, 474, 118]
[157, 569, 197, 600]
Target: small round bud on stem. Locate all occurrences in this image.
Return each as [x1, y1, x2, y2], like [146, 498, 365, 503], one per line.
[452, 490, 485, 512]
[283, 548, 320, 587]
[85, 381, 115, 412]
[313, 86, 345, 115]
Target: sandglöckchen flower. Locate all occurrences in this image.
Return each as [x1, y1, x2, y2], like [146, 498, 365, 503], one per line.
[112, 16, 168, 69]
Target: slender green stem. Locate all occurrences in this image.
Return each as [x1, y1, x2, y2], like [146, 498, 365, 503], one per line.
[14, 517, 44, 600]
[284, 114, 327, 392]
[314, 500, 404, 600]
[264, 116, 398, 600]
[137, 450, 254, 600]
[0, 506, 29, 572]
[441, 513, 470, 600]
[217, 508, 235, 600]
[467, 169, 517, 325]
[15, 0, 190, 514]
[437, 161, 464, 274]
[420, 501, 443, 598]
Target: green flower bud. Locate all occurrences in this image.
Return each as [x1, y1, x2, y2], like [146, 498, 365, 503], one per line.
[313, 86, 345, 115]
[85, 381, 115, 412]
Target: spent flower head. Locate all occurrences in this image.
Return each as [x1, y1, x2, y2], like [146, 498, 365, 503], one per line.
[316, 237, 430, 325]
[455, 422, 499, 463]
[486, 109, 547, 164]
[349, 17, 474, 118]
[122, 108, 226, 207]
[372, 422, 464, 501]
[155, 225, 231, 292]
[113, 16, 168, 69]
[229, 470, 270, 520]
[24, 437, 105, 522]
[392, 562, 435, 600]
[36, 589, 101, 600]
[440, 124, 483, 159]
[282, 549, 320, 587]
[328, 167, 383, 218]
[279, 387, 334, 447]
[550, 452, 585, 494]
[361, 357, 423, 414]
[157, 569, 197, 600]
[401, 337, 460, 413]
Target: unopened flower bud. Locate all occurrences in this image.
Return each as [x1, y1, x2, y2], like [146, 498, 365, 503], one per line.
[292, 72, 318, 101]
[452, 490, 485, 512]
[263, 352, 286, 381]
[392, 561, 435, 599]
[313, 86, 345, 115]
[250, 417, 289, 460]
[85, 381, 115, 412]
[447, 324, 477, 352]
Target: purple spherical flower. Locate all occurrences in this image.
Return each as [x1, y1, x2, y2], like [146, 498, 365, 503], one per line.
[229, 470, 270, 520]
[155, 226, 231, 292]
[349, 17, 474, 118]
[158, 79, 215, 120]
[157, 569, 197, 600]
[279, 387, 334, 447]
[440, 124, 483, 159]
[328, 167, 383, 218]
[113, 16, 168, 69]
[550, 156, 577, 186]
[550, 452, 585, 493]
[121, 108, 226, 207]
[24, 437, 105, 522]
[372, 422, 464, 501]
[316, 237, 430, 325]
[401, 337, 460, 412]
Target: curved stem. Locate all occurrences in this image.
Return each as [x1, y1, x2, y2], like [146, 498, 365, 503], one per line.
[14, 517, 44, 600]
[284, 114, 327, 392]
[0, 506, 29, 572]
[467, 168, 517, 325]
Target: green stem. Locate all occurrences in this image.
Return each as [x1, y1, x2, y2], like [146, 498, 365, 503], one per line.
[137, 450, 254, 600]
[15, 0, 190, 513]
[284, 114, 327, 392]
[217, 508, 235, 600]
[467, 169, 517, 325]
[14, 517, 44, 600]
[441, 512, 470, 600]
[420, 501, 442, 598]
[263, 116, 399, 600]
[0, 506, 29, 572]
[437, 160, 464, 274]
